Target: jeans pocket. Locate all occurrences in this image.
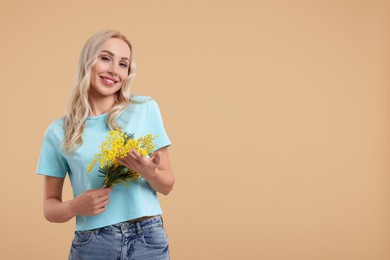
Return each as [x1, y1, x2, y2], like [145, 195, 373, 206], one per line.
[72, 230, 95, 247]
[141, 226, 169, 248]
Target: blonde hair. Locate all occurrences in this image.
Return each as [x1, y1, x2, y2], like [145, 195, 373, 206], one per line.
[63, 30, 138, 155]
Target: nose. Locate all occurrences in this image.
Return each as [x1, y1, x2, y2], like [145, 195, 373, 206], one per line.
[107, 62, 118, 76]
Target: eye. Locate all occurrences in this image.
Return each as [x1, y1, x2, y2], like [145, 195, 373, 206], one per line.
[101, 56, 110, 61]
[120, 63, 128, 68]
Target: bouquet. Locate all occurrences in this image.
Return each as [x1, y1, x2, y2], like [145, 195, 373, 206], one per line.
[87, 127, 157, 188]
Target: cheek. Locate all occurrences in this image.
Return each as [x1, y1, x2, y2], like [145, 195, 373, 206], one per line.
[89, 73, 96, 86]
[93, 58, 106, 71]
[89, 69, 99, 86]
[120, 71, 129, 81]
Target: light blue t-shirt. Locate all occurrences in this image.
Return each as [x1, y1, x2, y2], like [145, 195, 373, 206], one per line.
[36, 96, 171, 231]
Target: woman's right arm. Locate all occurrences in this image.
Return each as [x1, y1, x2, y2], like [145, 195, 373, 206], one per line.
[43, 176, 112, 223]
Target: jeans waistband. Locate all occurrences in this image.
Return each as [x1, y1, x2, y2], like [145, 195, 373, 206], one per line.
[93, 215, 163, 235]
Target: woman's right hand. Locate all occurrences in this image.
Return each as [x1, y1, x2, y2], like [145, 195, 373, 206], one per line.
[70, 188, 112, 216]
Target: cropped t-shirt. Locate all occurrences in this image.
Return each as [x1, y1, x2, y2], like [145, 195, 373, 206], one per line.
[36, 96, 171, 231]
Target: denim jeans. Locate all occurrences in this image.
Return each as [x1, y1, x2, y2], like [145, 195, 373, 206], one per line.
[68, 215, 170, 260]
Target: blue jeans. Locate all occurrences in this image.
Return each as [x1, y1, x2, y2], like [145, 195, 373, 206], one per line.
[68, 215, 170, 260]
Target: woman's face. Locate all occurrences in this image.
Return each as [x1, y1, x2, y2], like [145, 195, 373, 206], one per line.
[89, 37, 131, 99]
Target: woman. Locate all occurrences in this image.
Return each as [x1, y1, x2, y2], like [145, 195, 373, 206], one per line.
[36, 30, 174, 260]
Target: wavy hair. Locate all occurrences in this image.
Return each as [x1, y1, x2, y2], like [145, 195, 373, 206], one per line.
[63, 30, 138, 155]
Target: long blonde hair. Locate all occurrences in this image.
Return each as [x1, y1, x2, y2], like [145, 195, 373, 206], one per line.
[63, 30, 137, 155]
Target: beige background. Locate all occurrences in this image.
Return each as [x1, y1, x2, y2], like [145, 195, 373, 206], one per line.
[0, 0, 389, 259]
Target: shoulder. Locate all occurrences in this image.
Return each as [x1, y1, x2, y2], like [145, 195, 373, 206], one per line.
[131, 95, 153, 103]
[43, 116, 66, 139]
[128, 95, 161, 109]
[119, 95, 163, 122]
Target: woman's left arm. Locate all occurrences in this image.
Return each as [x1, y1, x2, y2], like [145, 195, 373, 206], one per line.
[117, 146, 175, 195]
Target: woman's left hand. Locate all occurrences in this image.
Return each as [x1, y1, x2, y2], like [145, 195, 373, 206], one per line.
[116, 147, 175, 195]
[116, 149, 160, 180]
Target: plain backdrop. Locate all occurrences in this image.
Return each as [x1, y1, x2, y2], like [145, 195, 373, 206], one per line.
[0, 0, 389, 259]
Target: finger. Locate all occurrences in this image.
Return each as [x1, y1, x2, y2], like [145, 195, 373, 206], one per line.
[93, 207, 106, 215]
[101, 198, 110, 207]
[117, 157, 137, 173]
[96, 194, 110, 204]
[104, 187, 113, 193]
[133, 150, 150, 165]
[127, 150, 138, 160]
[123, 153, 138, 167]
[132, 149, 142, 158]
[94, 188, 112, 197]
[96, 197, 110, 208]
[116, 158, 129, 168]
[123, 153, 136, 163]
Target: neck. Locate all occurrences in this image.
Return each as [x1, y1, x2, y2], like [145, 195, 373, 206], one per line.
[88, 95, 116, 116]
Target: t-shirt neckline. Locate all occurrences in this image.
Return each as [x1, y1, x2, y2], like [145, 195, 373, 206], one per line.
[86, 112, 108, 120]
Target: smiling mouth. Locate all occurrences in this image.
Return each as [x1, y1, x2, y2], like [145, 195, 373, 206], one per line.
[100, 76, 118, 85]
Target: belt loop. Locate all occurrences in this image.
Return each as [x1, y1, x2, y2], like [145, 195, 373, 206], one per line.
[120, 223, 127, 235]
[136, 222, 142, 235]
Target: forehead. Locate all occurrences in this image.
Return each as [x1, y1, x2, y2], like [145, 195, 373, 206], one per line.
[100, 37, 131, 59]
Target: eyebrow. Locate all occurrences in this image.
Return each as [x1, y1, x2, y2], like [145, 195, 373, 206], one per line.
[101, 50, 129, 61]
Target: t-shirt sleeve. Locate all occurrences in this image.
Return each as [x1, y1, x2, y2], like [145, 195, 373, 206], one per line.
[36, 123, 69, 178]
[148, 99, 171, 152]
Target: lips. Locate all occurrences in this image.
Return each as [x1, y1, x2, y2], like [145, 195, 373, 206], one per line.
[100, 76, 118, 86]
